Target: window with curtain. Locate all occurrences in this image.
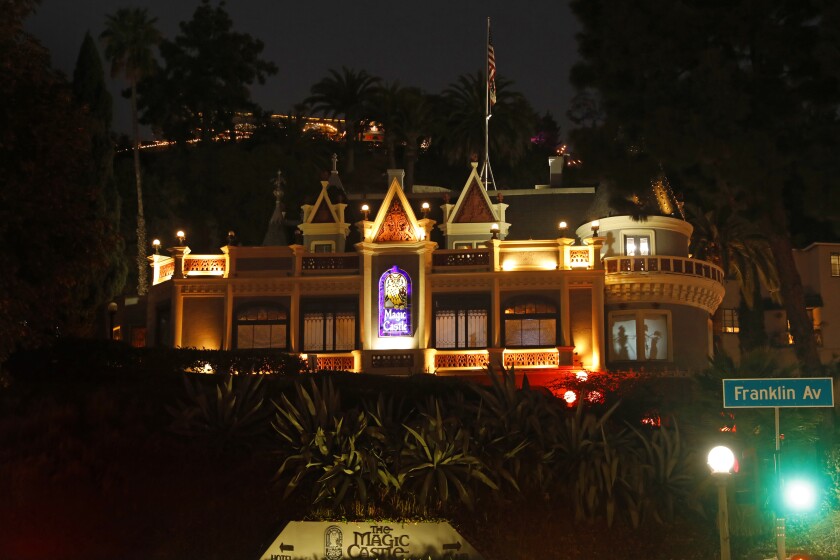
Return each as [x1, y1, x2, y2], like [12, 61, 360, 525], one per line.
[302, 300, 357, 352]
[503, 298, 558, 347]
[434, 296, 489, 349]
[235, 304, 288, 349]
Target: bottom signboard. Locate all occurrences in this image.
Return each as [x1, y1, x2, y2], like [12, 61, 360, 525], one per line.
[260, 520, 483, 560]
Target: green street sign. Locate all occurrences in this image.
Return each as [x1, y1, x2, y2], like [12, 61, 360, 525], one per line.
[722, 377, 834, 408]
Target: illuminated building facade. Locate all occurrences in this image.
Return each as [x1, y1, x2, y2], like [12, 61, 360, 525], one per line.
[145, 163, 727, 381]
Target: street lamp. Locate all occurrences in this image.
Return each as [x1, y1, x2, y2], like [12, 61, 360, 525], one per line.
[708, 445, 735, 560]
[490, 223, 500, 240]
[361, 204, 370, 221]
[107, 301, 118, 341]
[421, 202, 430, 218]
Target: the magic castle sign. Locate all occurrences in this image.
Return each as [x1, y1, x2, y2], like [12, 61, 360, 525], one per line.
[260, 521, 483, 560]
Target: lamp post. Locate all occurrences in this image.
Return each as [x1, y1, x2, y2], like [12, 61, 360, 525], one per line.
[708, 445, 735, 560]
[107, 301, 118, 340]
[361, 204, 370, 221]
[490, 223, 500, 240]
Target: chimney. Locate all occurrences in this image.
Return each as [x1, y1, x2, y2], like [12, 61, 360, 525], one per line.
[548, 156, 564, 187]
[387, 169, 405, 189]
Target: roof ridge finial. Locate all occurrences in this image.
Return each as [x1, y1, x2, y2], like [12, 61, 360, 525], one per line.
[273, 169, 285, 208]
[331, 153, 339, 174]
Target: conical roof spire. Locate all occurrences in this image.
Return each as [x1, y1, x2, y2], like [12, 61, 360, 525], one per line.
[327, 153, 345, 195]
[263, 169, 289, 246]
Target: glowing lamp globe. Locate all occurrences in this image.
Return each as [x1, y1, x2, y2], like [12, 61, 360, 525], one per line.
[784, 479, 818, 512]
[707, 445, 735, 474]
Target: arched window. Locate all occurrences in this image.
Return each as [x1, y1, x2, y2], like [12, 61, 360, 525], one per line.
[503, 297, 558, 347]
[378, 266, 412, 337]
[234, 304, 288, 349]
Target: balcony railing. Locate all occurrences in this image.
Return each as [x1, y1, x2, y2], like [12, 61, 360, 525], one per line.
[604, 256, 724, 283]
[301, 254, 360, 273]
[432, 249, 491, 269]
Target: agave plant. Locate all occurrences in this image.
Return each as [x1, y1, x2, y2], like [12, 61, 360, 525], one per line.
[468, 367, 561, 497]
[631, 421, 701, 525]
[397, 399, 498, 515]
[272, 378, 397, 508]
[166, 373, 270, 451]
[550, 401, 640, 526]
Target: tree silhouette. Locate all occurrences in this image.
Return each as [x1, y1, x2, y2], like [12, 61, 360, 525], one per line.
[101, 7, 161, 296]
[371, 84, 437, 189]
[307, 67, 380, 175]
[570, 0, 840, 372]
[2, 2, 116, 360]
[438, 72, 535, 173]
[73, 32, 128, 317]
[138, 0, 277, 143]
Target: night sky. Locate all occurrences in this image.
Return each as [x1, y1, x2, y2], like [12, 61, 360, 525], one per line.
[25, 0, 581, 138]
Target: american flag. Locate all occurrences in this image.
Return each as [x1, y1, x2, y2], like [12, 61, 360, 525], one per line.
[488, 24, 497, 107]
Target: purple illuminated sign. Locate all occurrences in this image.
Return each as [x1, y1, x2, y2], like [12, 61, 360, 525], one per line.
[379, 266, 411, 337]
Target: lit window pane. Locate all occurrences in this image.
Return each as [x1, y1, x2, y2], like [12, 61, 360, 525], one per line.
[643, 315, 667, 360]
[611, 316, 637, 360]
[539, 319, 556, 345]
[468, 309, 487, 347]
[505, 320, 522, 346]
[237, 325, 254, 348]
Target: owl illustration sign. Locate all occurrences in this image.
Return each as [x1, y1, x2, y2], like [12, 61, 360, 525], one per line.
[379, 266, 411, 337]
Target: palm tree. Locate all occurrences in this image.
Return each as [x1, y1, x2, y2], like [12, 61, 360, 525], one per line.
[306, 67, 380, 175]
[688, 202, 781, 351]
[688, 203, 780, 309]
[100, 8, 161, 296]
[439, 71, 535, 170]
[370, 81, 404, 170]
[371, 84, 437, 189]
[396, 88, 436, 191]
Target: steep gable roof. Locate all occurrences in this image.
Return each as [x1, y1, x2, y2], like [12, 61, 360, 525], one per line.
[370, 176, 422, 242]
[306, 184, 339, 224]
[449, 164, 498, 224]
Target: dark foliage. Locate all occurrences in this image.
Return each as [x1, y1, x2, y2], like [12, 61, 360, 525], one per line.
[569, 0, 840, 372]
[138, 0, 277, 143]
[0, 2, 119, 362]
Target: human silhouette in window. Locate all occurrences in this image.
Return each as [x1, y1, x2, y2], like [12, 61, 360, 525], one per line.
[615, 325, 629, 360]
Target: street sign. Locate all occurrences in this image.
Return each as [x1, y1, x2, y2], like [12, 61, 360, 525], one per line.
[722, 377, 834, 408]
[259, 521, 484, 560]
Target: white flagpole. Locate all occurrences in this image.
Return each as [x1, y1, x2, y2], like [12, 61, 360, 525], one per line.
[482, 17, 496, 190]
